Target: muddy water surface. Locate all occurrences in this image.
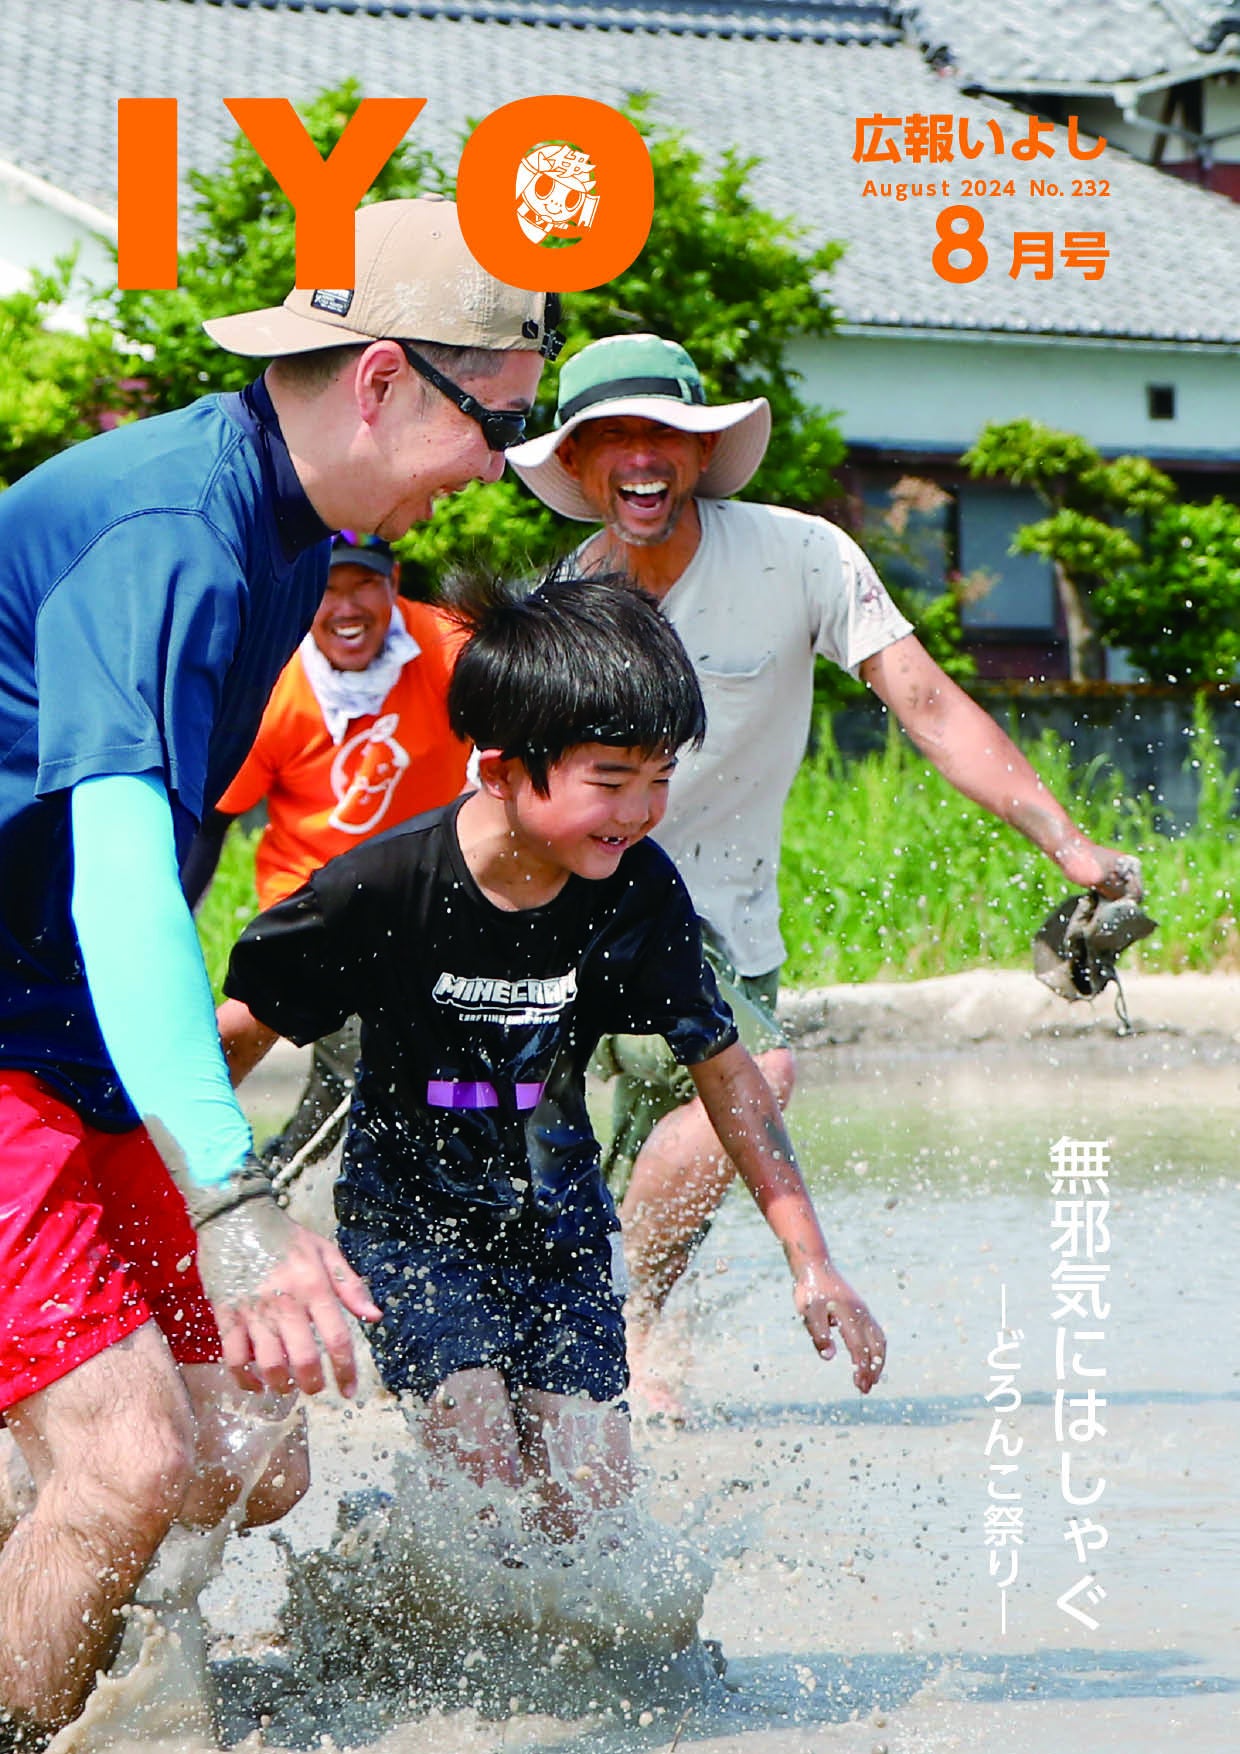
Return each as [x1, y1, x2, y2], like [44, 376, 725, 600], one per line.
[177, 1035, 1240, 1753]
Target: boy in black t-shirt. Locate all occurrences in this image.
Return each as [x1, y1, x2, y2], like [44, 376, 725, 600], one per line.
[218, 572, 885, 1535]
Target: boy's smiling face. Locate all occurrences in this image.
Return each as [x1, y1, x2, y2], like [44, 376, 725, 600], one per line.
[481, 742, 677, 890]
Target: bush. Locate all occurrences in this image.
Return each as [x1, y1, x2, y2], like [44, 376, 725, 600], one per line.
[0, 258, 125, 486]
[199, 712, 1240, 993]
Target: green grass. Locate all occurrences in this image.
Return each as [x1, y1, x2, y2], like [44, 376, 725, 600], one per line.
[196, 821, 262, 1002]
[778, 702, 1240, 986]
[195, 706, 1240, 995]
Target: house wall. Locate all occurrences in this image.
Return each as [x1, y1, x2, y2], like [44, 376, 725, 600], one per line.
[1166, 76, 1240, 197]
[788, 329, 1240, 460]
[0, 182, 115, 312]
[1064, 95, 1158, 162]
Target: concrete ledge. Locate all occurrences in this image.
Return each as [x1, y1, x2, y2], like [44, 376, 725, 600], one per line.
[778, 968, 1240, 1051]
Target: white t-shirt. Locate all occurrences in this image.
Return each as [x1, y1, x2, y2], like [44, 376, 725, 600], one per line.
[642, 498, 912, 976]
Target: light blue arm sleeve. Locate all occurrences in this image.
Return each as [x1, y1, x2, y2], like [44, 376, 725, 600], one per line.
[70, 772, 253, 1188]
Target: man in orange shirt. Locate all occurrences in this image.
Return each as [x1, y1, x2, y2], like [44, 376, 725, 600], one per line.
[188, 532, 469, 1171]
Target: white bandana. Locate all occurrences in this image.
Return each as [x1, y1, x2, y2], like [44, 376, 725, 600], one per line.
[299, 607, 421, 744]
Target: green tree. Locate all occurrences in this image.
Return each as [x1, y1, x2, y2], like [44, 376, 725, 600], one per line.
[0, 257, 124, 487]
[964, 417, 1174, 681]
[966, 417, 1240, 685]
[1094, 498, 1240, 684]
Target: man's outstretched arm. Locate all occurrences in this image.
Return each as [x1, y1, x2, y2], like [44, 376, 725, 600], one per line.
[69, 772, 379, 1398]
[860, 635, 1142, 899]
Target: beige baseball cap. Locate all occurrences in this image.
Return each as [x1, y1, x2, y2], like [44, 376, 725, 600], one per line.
[203, 195, 561, 358]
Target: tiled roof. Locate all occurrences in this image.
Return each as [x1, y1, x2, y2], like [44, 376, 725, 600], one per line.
[5, 0, 1240, 345]
[899, 1, 1240, 89]
[185, 0, 902, 43]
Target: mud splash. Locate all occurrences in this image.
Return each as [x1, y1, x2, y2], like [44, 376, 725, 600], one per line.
[44, 1528, 223, 1754]
[272, 1426, 720, 1731]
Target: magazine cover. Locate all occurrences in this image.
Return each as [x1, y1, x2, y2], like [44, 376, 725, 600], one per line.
[1, 4, 1236, 1753]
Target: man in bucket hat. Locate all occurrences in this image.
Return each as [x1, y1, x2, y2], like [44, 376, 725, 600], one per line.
[509, 332, 1141, 1411]
[0, 195, 557, 1739]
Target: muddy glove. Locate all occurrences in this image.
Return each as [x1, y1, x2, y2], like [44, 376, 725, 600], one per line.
[1034, 885, 1156, 1036]
[1034, 891, 1156, 1000]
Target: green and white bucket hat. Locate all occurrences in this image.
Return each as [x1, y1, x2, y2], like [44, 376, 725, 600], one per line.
[507, 333, 771, 521]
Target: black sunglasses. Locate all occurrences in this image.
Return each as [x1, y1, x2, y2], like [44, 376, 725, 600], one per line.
[395, 342, 529, 452]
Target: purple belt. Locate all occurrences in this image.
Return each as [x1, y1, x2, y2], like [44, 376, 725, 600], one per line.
[426, 1080, 545, 1111]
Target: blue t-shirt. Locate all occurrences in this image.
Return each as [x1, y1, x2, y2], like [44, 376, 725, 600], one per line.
[0, 384, 330, 1126]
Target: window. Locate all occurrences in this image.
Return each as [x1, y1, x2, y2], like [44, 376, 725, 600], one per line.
[1147, 384, 1176, 420]
[860, 478, 950, 599]
[956, 486, 1055, 631]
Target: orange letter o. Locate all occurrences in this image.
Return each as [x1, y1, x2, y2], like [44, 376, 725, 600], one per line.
[457, 97, 653, 292]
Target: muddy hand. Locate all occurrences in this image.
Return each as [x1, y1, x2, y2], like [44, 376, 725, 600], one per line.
[191, 1162, 380, 1398]
[1052, 836, 1143, 903]
[794, 1267, 887, 1393]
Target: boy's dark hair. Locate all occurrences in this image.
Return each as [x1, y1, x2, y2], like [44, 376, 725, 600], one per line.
[444, 568, 706, 796]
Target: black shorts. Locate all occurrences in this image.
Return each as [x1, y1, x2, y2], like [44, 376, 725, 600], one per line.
[336, 1186, 629, 1405]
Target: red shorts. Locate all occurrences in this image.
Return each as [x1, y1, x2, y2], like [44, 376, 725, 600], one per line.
[0, 1070, 221, 1414]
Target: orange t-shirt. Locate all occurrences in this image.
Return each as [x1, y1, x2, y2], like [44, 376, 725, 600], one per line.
[217, 599, 470, 908]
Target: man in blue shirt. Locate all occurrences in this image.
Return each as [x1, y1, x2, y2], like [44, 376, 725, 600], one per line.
[0, 195, 558, 1738]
